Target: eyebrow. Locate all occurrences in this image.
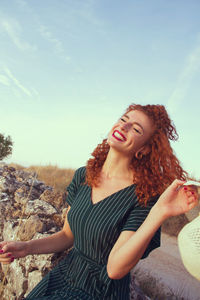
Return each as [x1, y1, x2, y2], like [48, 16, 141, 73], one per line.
[123, 114, 144, 132]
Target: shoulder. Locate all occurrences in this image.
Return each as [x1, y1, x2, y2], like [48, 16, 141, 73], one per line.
[66, 166, 86, 202]
[74, 166, 86, 177]
[73, 166, 86, 183]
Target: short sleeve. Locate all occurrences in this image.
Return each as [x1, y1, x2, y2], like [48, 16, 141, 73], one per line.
[66, 167, 86, 206]
[121, 196, 161, 259]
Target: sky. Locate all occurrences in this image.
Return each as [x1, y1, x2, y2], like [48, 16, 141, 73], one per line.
[0, 0, 200, 178]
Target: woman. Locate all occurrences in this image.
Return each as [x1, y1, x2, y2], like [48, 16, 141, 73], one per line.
[0, 104, 198, 299]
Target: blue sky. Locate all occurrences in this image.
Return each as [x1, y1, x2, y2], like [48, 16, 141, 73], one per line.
[0, 0, 200, 178]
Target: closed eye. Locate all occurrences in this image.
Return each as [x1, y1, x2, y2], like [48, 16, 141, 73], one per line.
[120, 118, 126, 122]
[134, 128, 141, 134]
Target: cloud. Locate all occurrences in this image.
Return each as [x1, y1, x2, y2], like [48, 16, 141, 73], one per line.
[39, 25, 71, 62]
[167, 43, 200, 113]
[4, 67, 32, 97]
[1, 18, 37, 51]
[0, 74, 10, 86]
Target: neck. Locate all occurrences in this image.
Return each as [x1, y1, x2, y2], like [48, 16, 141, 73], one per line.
[102, 148, 134, 180]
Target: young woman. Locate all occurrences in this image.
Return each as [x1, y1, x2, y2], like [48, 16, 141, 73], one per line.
[0, 104, 198, 300]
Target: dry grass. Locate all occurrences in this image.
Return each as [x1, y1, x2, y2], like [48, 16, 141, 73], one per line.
[9, 163, 75, 192]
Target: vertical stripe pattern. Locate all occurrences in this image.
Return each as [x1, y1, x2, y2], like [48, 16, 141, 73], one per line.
[26, 166, 161, 300]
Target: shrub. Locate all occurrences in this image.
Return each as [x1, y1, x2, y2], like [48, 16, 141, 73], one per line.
[0, 133, 13, 161]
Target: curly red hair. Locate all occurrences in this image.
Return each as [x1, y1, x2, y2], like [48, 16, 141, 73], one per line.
[85, 104, 188, 205]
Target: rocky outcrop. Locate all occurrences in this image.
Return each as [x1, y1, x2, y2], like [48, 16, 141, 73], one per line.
[0, 163, 68, 299]
[0, 163, 150, 300]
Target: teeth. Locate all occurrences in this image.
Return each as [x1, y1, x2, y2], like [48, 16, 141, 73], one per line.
[114, 131, 125, 141]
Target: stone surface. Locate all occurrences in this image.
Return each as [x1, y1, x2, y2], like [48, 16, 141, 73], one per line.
[0, 165, 68, 300]
[132, 233, 200, 300]
[18, 216, 45, 241]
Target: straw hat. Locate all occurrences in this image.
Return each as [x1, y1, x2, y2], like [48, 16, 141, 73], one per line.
[178, 181, 200, 281]
[178, 212, 200, 281]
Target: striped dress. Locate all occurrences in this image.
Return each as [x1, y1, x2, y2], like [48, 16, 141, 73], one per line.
[26, 167, 161, 300]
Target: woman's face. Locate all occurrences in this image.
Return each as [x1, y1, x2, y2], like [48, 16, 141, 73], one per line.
[107, 110, 155, 156]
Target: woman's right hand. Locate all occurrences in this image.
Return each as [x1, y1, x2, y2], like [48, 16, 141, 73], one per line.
[0, 241, 29, 265]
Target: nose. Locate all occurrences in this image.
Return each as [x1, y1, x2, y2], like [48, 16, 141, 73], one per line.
[121, 122, 132, 132]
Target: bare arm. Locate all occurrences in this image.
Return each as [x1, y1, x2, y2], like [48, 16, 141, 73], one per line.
[0, 207, 74, 264]
[107, 180, 198, 279]
[27, 209, 74, 255]
[107, 205, 162, 279]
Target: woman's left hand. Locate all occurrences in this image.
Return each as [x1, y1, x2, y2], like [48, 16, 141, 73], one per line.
[155, 179, 199, 219]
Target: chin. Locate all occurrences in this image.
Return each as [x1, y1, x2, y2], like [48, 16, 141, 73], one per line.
[108, 141, 125, 153]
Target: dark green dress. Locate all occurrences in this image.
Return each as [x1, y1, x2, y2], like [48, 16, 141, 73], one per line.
[26, 167, 160, 300]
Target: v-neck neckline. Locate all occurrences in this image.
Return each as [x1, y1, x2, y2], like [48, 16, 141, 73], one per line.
[89, 184, 135, 206]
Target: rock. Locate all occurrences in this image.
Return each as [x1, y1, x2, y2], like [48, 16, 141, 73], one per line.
[17, 216, 45, 241]
[25, 199, 57, 216]
[26, 271, 42, 297]
[162, 214, 189, 236]
[14, 187, 29, 203]
[0, 164, 68, 300]
[130, 277, 151, 300]
[3, 220, 19, 241]
[0, 177, 7, 191]
[40, 189, 66, 211]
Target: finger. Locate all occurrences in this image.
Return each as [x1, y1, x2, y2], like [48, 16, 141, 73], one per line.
[187, 198, 194, 206]
[1, 261, 11, 265]
[185, 190, 193, 197]
[1, 258, 14, 265]
[184, 185, 198, 193]
[187, 199, 199, 211]
[172, 179, 186, 191]
[0, 257, 11, 262]
[183, 187, 198, 199]
[0, 256, 14, 264]
[0, 241, 8, 250]
[0, 243, 15, 254]
[0, 253, 12, 258]
[187, 194, 199, 206]
[188, 190, 198, 201]
[0, 246, 7, 254]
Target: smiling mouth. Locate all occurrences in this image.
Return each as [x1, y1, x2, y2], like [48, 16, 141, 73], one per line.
[112, 130, 126, 142]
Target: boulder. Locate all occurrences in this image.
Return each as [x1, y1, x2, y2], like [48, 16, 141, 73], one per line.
[0, 164, 68, 299]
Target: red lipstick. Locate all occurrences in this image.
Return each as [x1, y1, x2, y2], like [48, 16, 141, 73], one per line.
[112, 130, 126, 142]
